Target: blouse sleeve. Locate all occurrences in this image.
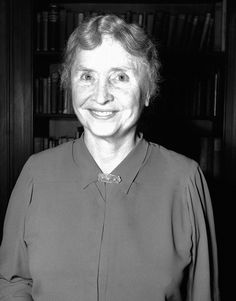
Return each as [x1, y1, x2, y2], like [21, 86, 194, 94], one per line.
[186, 164, 220, 301]
[0, 158, 33, 300]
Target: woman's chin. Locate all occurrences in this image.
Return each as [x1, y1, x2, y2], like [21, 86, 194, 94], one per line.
[85, 127, 119, 140]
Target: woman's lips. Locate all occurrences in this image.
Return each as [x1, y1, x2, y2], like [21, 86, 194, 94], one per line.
[89, 110, 117, 119]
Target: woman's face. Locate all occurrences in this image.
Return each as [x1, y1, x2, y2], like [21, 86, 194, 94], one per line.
[71, 36, 149, 141]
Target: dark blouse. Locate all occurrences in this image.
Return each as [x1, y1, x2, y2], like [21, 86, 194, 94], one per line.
[0, 137, 220, 301]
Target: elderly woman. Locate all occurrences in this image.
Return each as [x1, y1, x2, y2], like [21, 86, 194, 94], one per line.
[0, 14, 219, 301]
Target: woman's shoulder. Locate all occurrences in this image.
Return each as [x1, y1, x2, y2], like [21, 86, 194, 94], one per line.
[31, 140, 74, 162]
[25, 140, 75, 179]
[147, 141, 199, 179]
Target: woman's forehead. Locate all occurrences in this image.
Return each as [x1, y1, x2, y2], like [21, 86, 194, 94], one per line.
[73, 36, 139, 72]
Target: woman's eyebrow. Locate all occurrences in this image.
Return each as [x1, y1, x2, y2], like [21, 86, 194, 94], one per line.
[73, 65, 136, 73]
[74, 64, 93, 72]
[110, 66, 133, 71]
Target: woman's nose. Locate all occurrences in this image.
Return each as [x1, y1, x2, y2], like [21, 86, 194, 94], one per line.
[94, 80, 114, 104]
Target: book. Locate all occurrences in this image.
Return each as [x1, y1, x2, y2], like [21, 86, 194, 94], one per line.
[146, 13, 155, 36]
[42, 78, 48, 113]
[59, 8, 66, 51]
[214, 1, 226, 51]
[194, 14, 206, 51]
[75, 12, 85, 27]
[47, 77, 51, 114]
[58, 86, 65, 114]
[125, 11, 132, 23]
[187, 15, 199, 51]
[49, 64, 61, 114]
[205, 16, 214, 52]
[160, 12, 170, 49]
[221, 0, 227, 52]
[213, 71, 220, 117]
[48, 4, 59, 51]
[199, 136, 213, 176]
[36, 12, 41, 51]
[153, 11, 164, 41]
[205, 76, 214, 117]
[213, 137, 222, 179]
[199, 136, 209, 174]
[34, 133, 79, 152]
[38, 77, 45, 113]
[42, 11, 48, 51]
[34, 78, 40, 113]
[131, 12, 139, 25]
[138, 13, 145, 28]
[181, 14, 193, 50]
[172, 13, 186, 50]
[167, 14, 177, 50]
[34, 137, 44, 153]
[62, 90, 73, 114]
[199, 12, 212, 51]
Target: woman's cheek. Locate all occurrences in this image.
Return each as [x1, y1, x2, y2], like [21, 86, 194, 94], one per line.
[73, 85, 93, 102]
[110, 84, 132, 96]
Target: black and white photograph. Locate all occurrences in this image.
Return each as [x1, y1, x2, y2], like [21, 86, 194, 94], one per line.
[0, 0, 233, 300]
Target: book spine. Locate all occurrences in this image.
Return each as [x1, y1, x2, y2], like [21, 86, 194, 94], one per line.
[146, 13, 155, 36]
[34, 78, 40, 113]
[59, 8, 67, 51]
[42, 11, 48, 51]
[214, 1, 226, 52]
[221, 0, 227, 52]
[199, 12, 211, 51]
[181, 14, 193, 50]
[42, 78, 48, 113]
[34, 137, 44, 153]
[36, 12, 41, 51]
[187, 15, 199, 51]
[75, 12, 85, 28]
[213, 71, 220, 117]
[205, 16, 214, 52]
[38, 78, 44, 113]
[213, 137, 222, 179]
[138, 13, 145, 28]
[167, 14, 176, 50]
[173, 13, 186, 51]
[199, 136, 213, 177]
[48, 4, 59, 51]
[50, 71, 59, 114]
[47, 77, 51, 114]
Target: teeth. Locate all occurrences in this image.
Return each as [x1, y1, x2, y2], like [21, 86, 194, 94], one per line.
[92, 111, 113, 116]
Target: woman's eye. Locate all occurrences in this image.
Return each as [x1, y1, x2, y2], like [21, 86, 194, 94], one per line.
[116, 73, 129, 82]
[81, 73, 93, 81]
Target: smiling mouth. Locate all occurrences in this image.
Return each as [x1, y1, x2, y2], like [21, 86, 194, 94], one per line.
[89, 110, 116, 119]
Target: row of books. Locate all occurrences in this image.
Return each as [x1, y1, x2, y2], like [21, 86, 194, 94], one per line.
[35, 2, 225, 53]
[34, 136, 74, 153]
[34, 126, 84, 153]
[163, 70, 222, 119]
[34, 64, 74, 115]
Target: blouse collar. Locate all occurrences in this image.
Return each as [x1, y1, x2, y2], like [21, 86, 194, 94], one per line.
[72, 135, 150, 193]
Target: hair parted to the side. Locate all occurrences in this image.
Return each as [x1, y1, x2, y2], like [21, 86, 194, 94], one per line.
[61, 14, 161, 102]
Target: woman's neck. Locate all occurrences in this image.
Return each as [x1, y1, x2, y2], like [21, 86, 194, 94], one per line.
[84, 132, 140, 174]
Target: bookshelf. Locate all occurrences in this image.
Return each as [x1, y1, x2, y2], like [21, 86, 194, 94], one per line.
[33, 0, 226, 181]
